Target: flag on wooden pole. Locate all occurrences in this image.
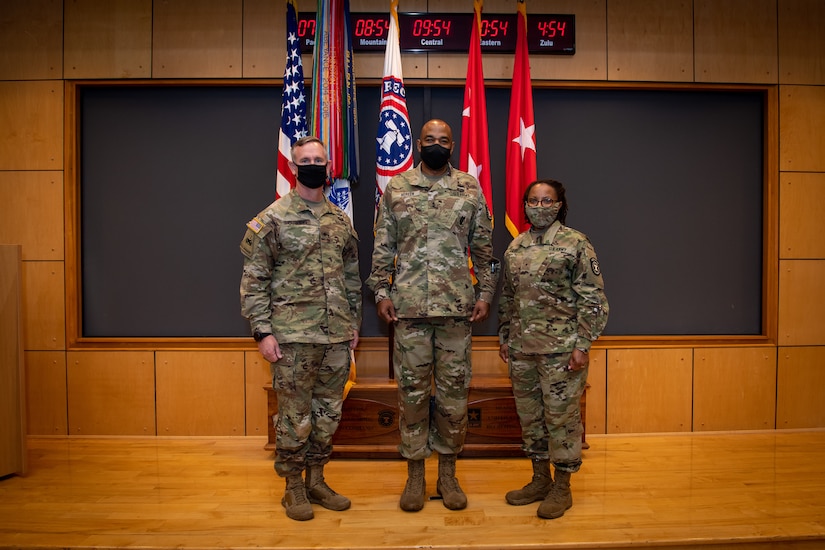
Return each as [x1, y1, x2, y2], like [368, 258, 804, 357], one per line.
[311, 0, 359, 220]
[460, 0, 493, 214]
[505, 0, 537, 237]
[375, 0, 413, 211]
[276, 0, 308, 199]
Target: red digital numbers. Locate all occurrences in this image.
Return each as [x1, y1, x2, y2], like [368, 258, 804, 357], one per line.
[537, 20, 566, 38]
[412, 18, 452, 37]
[481, 18, 508, 38]
[297, 18, 315, 39]
[355, 17, 389, 38]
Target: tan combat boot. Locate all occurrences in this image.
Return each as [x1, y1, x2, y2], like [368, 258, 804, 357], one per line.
[436, 454, 468, 510]
[399, 459, 426, 512]
[537, 469, 573, 519]
[505, 458, 552, 505]
[305, 464, 351, 511]
[281, 474, 314, 521]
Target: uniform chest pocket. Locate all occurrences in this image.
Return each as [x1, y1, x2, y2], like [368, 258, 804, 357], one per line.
[392, 194, 427, 232]
[537, 250, 576, 290]
[277, 220, 318, 254]
[432, 195, 469, 232]
[320, 221, 350, 248]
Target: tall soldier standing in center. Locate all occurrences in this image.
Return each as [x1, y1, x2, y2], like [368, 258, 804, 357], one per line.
[368, 119, 497, 512]
[240, 136, 362, 522]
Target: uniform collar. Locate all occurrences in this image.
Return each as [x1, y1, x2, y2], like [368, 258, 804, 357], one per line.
[413, 162, 453, 187]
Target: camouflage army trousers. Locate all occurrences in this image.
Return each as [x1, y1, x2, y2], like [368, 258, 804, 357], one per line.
[508, 351, 588, 473]
[271, 341, 351, 477]
[393, 318, 472, 460]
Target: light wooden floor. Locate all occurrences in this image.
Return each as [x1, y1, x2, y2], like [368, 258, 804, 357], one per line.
[1, 431, 825, 550]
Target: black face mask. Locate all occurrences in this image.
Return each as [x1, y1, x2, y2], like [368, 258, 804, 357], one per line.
[419, 144, 451, 171]
[296, 164, 328, 189]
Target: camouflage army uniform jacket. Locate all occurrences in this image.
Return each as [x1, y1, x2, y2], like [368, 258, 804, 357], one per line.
[498, 221, 608, 354]
[367, 164, 496, 318]
[239, 189, 362, 344]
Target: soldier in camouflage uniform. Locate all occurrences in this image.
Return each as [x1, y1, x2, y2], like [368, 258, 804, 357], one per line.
[239, 136, 361, 522]
[498, 179, 608, 520]
[367, 119, 497, 512]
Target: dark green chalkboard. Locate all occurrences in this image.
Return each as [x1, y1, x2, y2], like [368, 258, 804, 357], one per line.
[79, 84, 763, 338]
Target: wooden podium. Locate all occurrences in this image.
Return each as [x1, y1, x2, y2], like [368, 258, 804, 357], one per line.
[265, 378, 587, 458]
[0, 245, 27, 477]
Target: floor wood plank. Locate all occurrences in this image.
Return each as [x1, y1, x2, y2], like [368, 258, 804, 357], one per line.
[1, 430, 824, 550]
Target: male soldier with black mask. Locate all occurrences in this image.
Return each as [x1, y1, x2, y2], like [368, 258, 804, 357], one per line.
[240, 136, 361, 521]
[368, 119, 497, 512]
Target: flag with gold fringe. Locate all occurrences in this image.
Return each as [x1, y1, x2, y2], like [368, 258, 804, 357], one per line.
[460, 0, 493, 214]
[505, 0, 537, 237]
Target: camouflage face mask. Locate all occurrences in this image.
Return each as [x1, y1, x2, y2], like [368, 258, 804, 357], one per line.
[525, 203, 562, 229]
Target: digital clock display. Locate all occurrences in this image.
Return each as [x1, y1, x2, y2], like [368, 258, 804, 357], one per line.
[297, 12, 575, 55]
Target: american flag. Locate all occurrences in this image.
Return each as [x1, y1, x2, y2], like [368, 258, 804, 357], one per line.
[276, 0, 308, 199]
[375, 0, 412, 210]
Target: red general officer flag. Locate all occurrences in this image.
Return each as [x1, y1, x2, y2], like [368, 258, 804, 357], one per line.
[460, 0, 493, 214]
[505, 0, 537, 237]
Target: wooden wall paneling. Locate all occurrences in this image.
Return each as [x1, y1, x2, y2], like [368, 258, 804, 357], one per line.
[24, 351, 68, 435]
[353, 347, 392, 379]
[693, 347, 777, 431]
[427, 53, 472, 80]
[780, 85, 825, 172]
[156, 351, 245, 436]
[606, 349, 693, 434]
[64, 0, 152, 79]
[66, 351, 156, 435]
[0, 0, 63, 81]
[398, 53, 428, 80]
[780, 172, 825, 259]
[355, 52, 430, 80]
[244, 351, 270, 436]
[471, 348, 508, 378]
[779, 260, 825, 346]
[606, 0, 693, 82]
[777, 346, 825, 429]
[353, 53, 385, 80]
[778, 0, 825, 85]
[0, 245, 26, 476]
[527, 0, 607, 82]
[242, 0, 286, 78]
[694, 0, 778, 84]
[21, 261, 65, 351]
[0, 81, 63, 171]
[152, 0, 243, 78]
[0, 171, 64, 261]
[764, 84, 781, 343]
[586, 349, 606, 435]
